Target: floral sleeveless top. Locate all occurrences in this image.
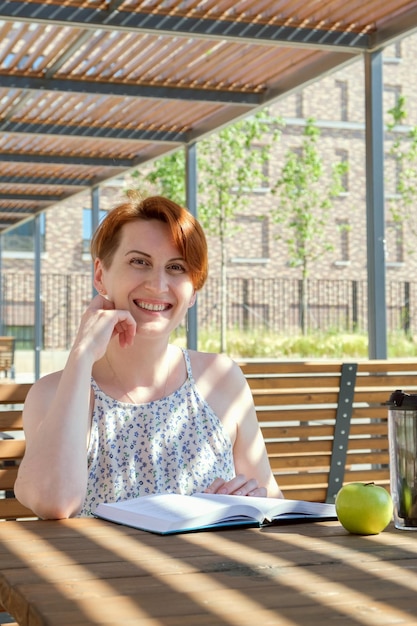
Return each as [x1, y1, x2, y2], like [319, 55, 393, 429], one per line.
[79, 348, 235, 516]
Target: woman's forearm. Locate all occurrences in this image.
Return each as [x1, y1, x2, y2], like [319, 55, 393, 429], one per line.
[15, 348, 94, 518]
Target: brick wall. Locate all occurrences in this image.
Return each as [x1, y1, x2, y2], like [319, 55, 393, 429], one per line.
[4, 34, 417, 307]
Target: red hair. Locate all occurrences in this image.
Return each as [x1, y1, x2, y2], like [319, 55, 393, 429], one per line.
[91, 194, 208, 291]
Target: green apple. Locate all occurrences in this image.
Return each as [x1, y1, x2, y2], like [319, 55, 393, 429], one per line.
[335, 482, 393, 535]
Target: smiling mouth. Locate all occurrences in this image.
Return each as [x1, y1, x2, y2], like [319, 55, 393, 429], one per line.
[135, 300, 171, 312]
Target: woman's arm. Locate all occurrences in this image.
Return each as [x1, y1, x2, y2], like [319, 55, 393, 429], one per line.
[191, 351, 282, 498]
[14, 295, 136, 519]
[14, 356, 93, 519]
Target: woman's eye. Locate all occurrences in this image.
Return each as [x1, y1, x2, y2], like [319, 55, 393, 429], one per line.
[168, 263, 186, 273]
[130, 258, 148, 266]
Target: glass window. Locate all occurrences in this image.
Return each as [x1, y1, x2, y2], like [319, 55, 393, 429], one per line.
[335, 80, 348, 121]
[386, 221, 404, 264]
[336, 219, 350, 262]
[2, 214, 45, 253]
[82, 208, 107, 254]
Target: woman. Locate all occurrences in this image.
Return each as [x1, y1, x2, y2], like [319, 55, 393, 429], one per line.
[15, 194, 281, 519]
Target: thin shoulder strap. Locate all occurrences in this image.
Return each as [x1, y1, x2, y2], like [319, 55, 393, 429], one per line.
[181, 347, 193, 380]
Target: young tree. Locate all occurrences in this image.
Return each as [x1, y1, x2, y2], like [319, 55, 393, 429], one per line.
[198, 112, 281, 352]
[387, 95, 417, 250]
[133, 150, 186, 207]
[271, 118, 348, 334]
[132, 110, 281, 352]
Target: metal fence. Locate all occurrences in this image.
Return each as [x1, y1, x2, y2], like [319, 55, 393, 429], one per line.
[0, 272, 415, 349]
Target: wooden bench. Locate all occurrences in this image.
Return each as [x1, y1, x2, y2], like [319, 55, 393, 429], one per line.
[238, 359, 417, 503]
[0, 382, 35, 521]
[0, 336, 15, 379]
[2, 360, 417, 515]
[0, 382, 34, 625]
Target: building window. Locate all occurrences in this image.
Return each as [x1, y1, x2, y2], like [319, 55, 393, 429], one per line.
[336, 219, 350, 263]
[295, 92, 304, 118]
[335, 149, 349, 192]
[385, 153, 401, 198]
[82, 208, 107, 254]
[386, 221, 404, 265]
[384, 41, 402, 63]
[230, 215, 269, 263]
[335, 80, 348, 121]
[2, 214, 45, 254]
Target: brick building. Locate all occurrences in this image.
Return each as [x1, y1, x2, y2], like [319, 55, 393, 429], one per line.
[2, 34, 417, 346]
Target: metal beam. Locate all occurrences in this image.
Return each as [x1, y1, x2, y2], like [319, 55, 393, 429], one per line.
[0, 1, 369, 52]
[0, 152, 135, 168]
[364, 50, 387, 359]
[186, 143, 198, 351]
[0, 74, 261, 106]
[0, 175, 89, 186]
[0, 193, 64, 202]
[0, 119, 187, 144]
[34, 213, 42, 380]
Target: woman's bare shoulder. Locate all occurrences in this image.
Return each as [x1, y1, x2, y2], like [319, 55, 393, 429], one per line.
[25, 370, 63, 402]
[187, 349, 243, 385]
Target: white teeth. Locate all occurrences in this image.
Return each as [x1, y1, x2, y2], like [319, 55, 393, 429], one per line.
[137, 301, 167, 312]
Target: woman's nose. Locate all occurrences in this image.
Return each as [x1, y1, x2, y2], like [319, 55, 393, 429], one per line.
[144, 268, 168, 291]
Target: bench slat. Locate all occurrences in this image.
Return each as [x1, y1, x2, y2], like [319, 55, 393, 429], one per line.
[0, 383, 31, 403]
[0, 440, 25, 461]
[0, 467, 18, 489]
[0, 498, 36, 520]
[0, 412, 23, 430]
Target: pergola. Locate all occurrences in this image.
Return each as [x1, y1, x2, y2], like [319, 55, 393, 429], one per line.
[1, 1, 417, 374]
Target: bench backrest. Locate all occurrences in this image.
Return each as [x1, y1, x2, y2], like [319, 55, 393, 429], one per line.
[239, 359, 417, 503]
[0, 383, 36, 519]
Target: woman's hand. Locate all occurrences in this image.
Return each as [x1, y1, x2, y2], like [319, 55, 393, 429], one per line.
[73, 294, 137, 362]
[204, 474, 267, 497]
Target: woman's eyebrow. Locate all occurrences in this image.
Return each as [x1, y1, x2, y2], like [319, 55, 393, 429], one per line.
[125, 249, 150, 257]
[125, 249, 185, 263]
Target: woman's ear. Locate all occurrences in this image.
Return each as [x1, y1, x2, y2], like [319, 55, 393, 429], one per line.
[93, 258, 106, 295]
[188, 291, 197, 309]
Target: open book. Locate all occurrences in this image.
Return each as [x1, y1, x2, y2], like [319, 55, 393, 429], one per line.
[95, 493, 337, 535]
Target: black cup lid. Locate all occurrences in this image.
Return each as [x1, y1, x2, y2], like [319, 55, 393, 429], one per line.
[387, 389, 417, 408]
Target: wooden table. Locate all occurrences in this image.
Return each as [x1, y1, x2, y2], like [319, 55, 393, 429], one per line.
[0, 518, 416, 626]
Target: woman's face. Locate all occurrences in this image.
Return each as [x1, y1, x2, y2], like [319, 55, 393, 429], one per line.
[94, 219, 196, 338]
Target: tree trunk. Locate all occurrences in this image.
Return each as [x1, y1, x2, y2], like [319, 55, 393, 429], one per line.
[301, 261, 309, 335]
[219, 199, 227, 353]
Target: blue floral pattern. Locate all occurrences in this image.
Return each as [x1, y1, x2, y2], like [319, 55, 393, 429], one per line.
[79, 349, 235, 516]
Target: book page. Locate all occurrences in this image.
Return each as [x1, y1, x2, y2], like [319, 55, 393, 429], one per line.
[196, 493, 336, 521]
[96, 493, 266, 533]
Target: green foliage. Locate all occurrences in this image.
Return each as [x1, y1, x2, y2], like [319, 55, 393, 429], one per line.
[387, 95, 417, 247]
[270, 118, 348, 335]
[271, 118, 347, 276]
[173, 328, 417, 359]
[131, 150, 187, 205]
[197, 110, 280, 236]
